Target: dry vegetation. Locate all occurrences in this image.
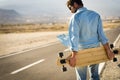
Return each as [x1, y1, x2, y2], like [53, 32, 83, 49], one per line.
[103, 20, 120, 29]
[0, 20, 120, 33]
[0, 23, 68, 33]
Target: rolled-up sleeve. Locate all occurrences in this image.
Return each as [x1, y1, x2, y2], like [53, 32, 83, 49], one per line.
[69, 15, 79, 51]
[97, 16, 108, 44]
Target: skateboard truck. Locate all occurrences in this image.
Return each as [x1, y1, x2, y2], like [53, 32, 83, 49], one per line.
[59, 52, 68, 72]
[59, 52, 64, 58]
[110, 44, 114, 49]
[113, 50, 119, 54]
[60, 59, 68, 72]
[62, 65, 67, 72]
[110, 44, 118, 62]
[60, 59, 66, 64]
[113, 58, 117, 62]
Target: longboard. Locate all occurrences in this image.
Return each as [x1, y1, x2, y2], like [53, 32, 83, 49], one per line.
[57, 44, 120, 72]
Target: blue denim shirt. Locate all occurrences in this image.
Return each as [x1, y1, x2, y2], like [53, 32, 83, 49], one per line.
[57, 7, 108, 51]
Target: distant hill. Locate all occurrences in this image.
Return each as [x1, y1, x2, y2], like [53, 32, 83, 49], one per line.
[0, 8, 69, 24]
[0, 8, 23, 24]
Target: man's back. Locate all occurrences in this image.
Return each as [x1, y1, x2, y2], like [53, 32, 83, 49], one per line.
[69, 7, 103, 49]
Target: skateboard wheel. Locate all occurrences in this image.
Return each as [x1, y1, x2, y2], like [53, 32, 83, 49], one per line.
[113, 50, 119, 54]
[113, 58, 117, 62]
[59, 52, 63, 58]
[110, 44, 114, 49]
[60, 59, 66, 64]
[62, 66, 67, 72]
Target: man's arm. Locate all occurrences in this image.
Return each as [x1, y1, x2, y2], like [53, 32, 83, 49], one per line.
[97, 16, 114, 60]
[68, 15, 79, 67]
[69, 15, 79, 52]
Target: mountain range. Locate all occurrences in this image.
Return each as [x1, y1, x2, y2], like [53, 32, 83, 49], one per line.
[0, 8, 69, 24]
[0, 8, 24, 24]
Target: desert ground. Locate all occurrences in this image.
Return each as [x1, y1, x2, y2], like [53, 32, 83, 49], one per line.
[0, 31, 67, 56]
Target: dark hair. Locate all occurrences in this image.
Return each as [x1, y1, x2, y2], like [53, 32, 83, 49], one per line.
[67, 0, 83, 7]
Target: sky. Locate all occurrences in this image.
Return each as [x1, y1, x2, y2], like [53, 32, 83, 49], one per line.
[0, 0, 120, 17]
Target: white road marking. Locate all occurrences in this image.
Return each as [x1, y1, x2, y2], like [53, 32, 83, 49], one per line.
[114, 33, 120, 46]
[0, 41, 59, 59]
[64, 48, 70, 52]
[10, 59, 45, 74]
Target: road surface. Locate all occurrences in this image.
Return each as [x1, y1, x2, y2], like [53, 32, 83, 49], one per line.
[0, 28, 120, 80]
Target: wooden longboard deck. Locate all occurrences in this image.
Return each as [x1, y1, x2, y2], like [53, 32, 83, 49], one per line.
[57, 46, 120, 67]
[76, 46, 108, 67]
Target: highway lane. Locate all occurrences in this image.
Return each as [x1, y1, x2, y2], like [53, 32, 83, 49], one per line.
[0, 42, 76, 80]
[0, 28, 120, 80]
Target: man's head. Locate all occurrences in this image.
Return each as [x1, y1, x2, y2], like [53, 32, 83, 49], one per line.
[67, 0, 83, 13]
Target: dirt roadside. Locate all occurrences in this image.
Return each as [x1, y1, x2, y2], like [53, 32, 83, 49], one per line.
[0, 31, 67, 56]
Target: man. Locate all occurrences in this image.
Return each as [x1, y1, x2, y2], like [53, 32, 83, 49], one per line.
[66, 0, 115, 80]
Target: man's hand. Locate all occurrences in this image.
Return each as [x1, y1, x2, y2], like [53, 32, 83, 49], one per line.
[69, 51, 77, 67]
[106, 48, 115, 60]
[103, 43, 115, 60]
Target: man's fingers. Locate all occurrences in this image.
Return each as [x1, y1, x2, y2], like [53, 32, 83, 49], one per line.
[70, 63, 76, 67]
[108, 53, 115, 60]
[69, 58, 76, 67]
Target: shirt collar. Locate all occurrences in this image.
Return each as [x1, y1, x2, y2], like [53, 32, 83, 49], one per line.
[76, 7, 87, 13]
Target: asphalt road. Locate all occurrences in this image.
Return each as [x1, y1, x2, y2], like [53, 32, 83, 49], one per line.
[0, 28, 120, 80]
